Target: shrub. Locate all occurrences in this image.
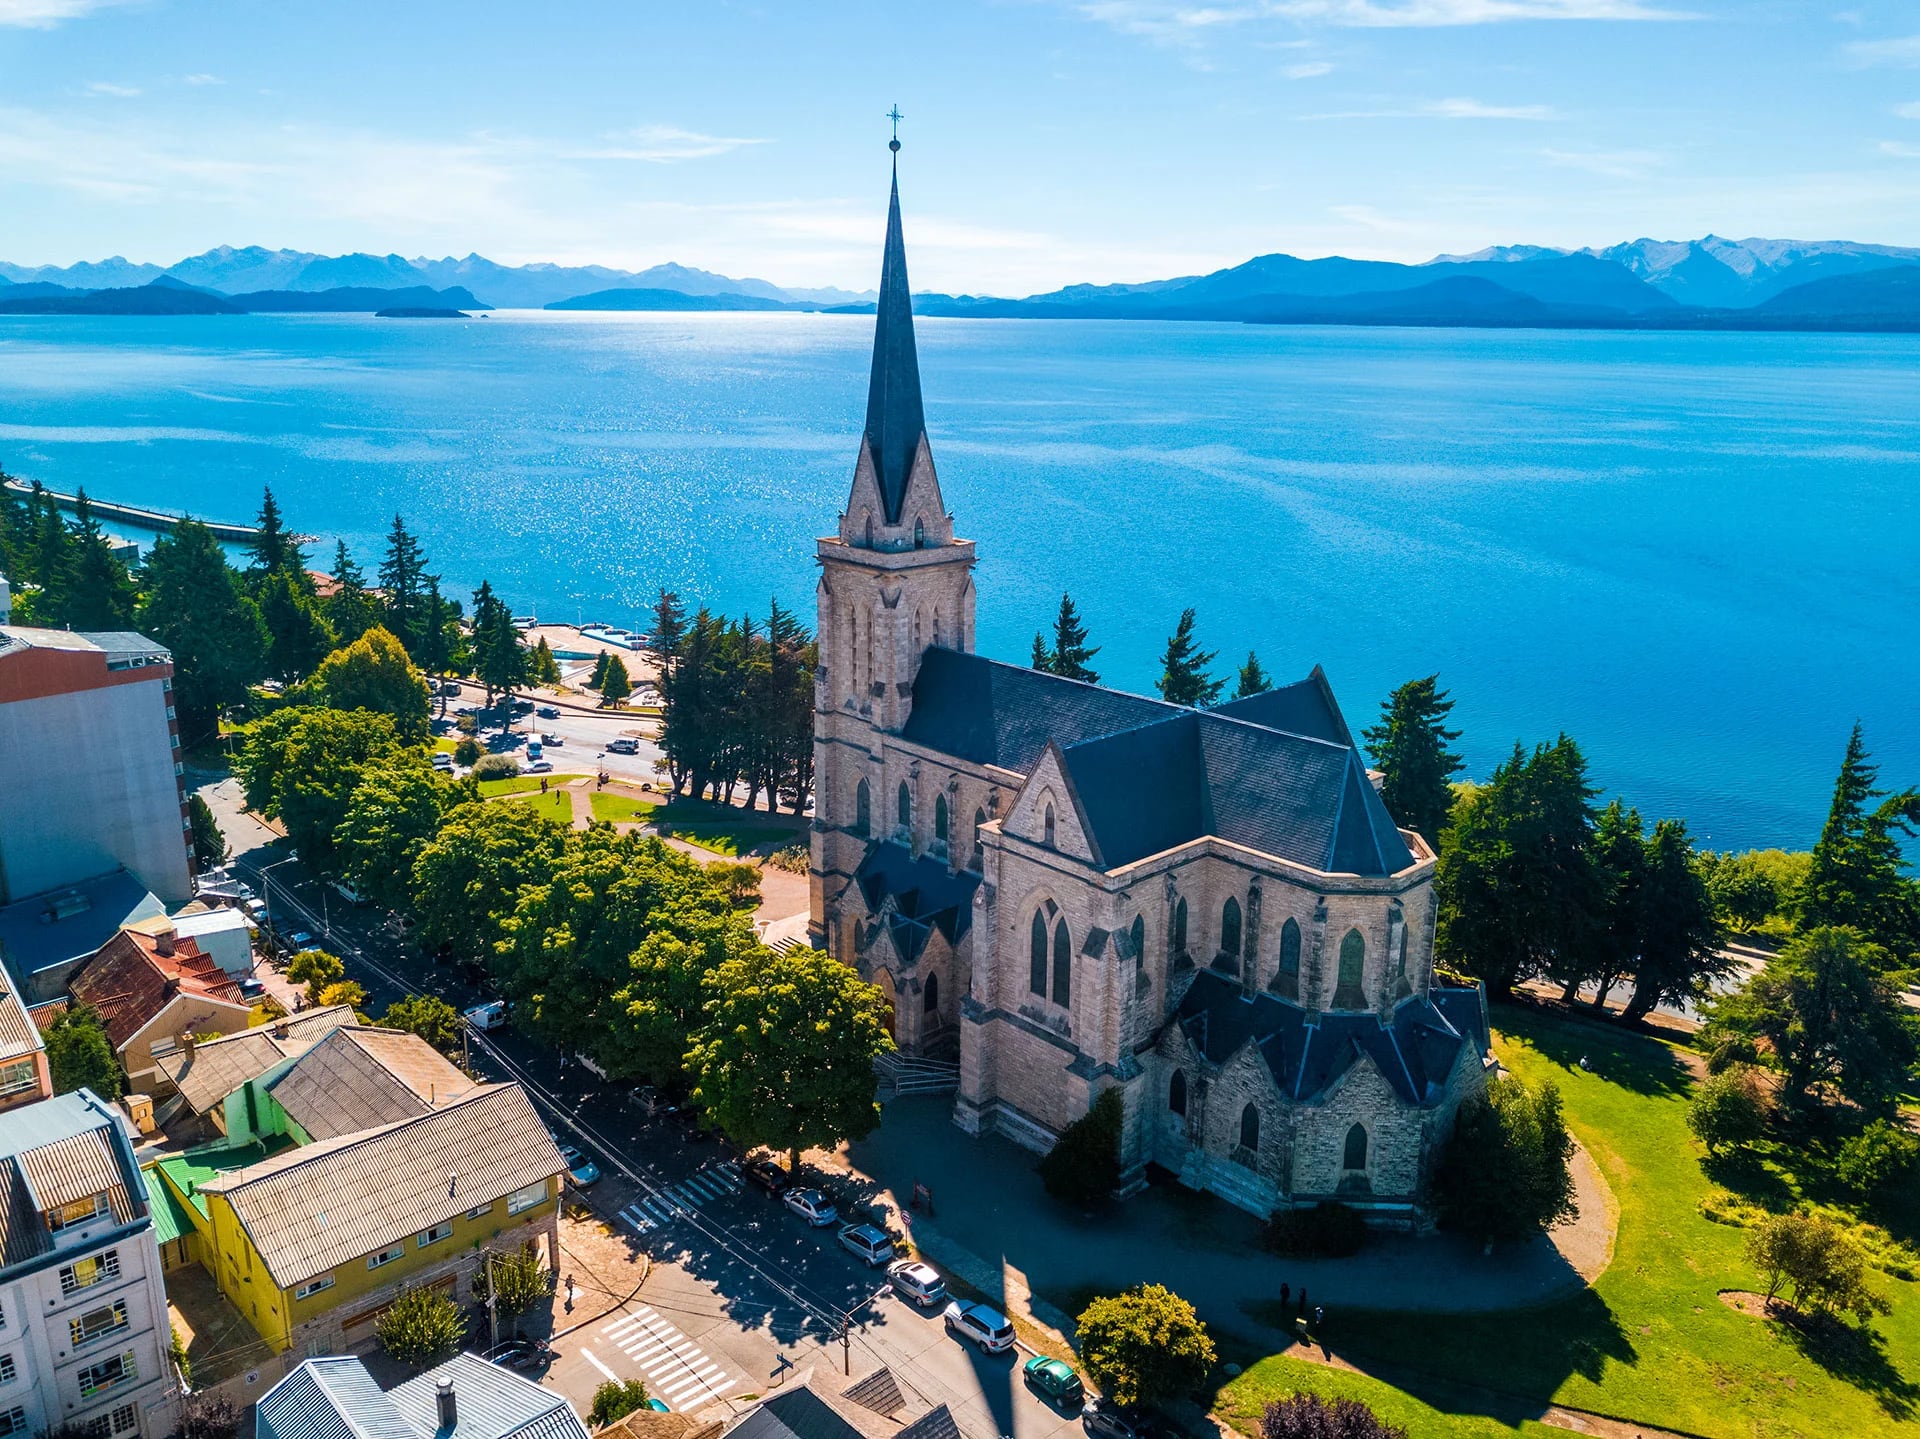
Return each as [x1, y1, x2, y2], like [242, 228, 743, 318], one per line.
[1261, 1393, 1408, 1439]
[768, 844, 810, 874]
[1038, 1087, 1123, 1208]
[590, 1380, 651, 1427]
[178, 1392, 240, 1439]
[475, 1247, 550, 1319]
[453, 737, 482, 766]
[1706, 1033, 1760, 1075]
[707, 860, 763, 909]
[375, 1285, 464, 1366]
[1745, 1210, 1889, 1323]
[1076, 1283, 1217, 1408]
[44, 1004, 122, 1100]
[472, 753, 520, 781]
[1432, 1075, 1577, 1246]
[1836, 1119, 1920, 1201]
[1687, 1063, 1770, 1155]
[1266, 1202, 1368, 1259]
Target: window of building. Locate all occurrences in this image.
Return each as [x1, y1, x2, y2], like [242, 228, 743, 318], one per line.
[366, 1243, 405, 1270]
[69, 1300, 129, 1348]
[914, 517, 926, 549]
[1344, 1124, 1368, 1171]
[864, 514, 874, 547]
[1173, 898, 1188, 957]
[0, 1353, 14, 1385]
[1272, 918, 1301, 1000]
[465, 1202, 494, 1221]
[971, 808, 986, 870]
[76, 1351, 136, 1398]
[854, 779, 871, 837]
[933, 795, 948, 846]
[1220, 897, 1242, 959]
[62, 1252, 119, 1295]
[1052, 920, 1072, 1007]
[111, 1405, 139, 1436]
[897, 782, 912, 832]
[507, 1181, 548, 1215]
[924, 974, 939, 1016]
[294, 1275, 335, 1300]
[1333, 929, 1366, 1009]
[0, 1407, 26, 1437]
[1042, 804, 1056, 848]
[74, 1404, 139, 1439]
[1168, 1071, 1187, 1115]
[1239, 1104, 1261, 1152]
[48, 1193, 109, 1231]
[1130, 915, 1146, 968]
[1029, 913, 1048, 997]
[417, 1222, 453, 1247]
[0, 1061, 36, 1097]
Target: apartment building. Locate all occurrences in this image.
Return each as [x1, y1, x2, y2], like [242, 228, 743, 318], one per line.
[0, 1089, 179, 1439]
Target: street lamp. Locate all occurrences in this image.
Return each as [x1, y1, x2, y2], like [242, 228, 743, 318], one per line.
[259, 855, 300, 949]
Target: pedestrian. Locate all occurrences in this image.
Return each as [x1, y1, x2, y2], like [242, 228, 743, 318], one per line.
[540, 776, 549, 794]
[1297, 1287, 1307, 1320]
[1280, 1283, 1290, 1313]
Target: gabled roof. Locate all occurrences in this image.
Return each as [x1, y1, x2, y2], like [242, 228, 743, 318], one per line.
[0, 1089, 147, 1274]
[267, 1025, 477, 1141]
[155, 1005, 360, 1116]
[850, 844, 979, 965]
[390, 1353, 591, 1439]
[200, 1083, 563, 1288]
[863, 164, 928, 526]
[258, 1356, 419, 1439]
[70, 926, 248, 1051]
[1210, 668, 1353, 747]
[0, 954, 43, 1067]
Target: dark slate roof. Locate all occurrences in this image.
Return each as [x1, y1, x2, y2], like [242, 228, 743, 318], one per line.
[864, 166, 928, 525]
[852, 843, 979, 964]
[729, 1388, 868, 1439]
[903, 648, 1175, 773]
[1172, 970, 1484, 1107]
[1211, 669, 1352, 747]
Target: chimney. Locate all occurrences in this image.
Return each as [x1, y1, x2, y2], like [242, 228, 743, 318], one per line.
[180, 1033, 196, 1058]
[435, 1380, 457, 1433]
[271, 1020, 289, 1040]
[154, 927, 175, 958]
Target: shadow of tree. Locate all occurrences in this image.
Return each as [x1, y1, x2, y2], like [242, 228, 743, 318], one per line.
[1492, 999, 1693, 1100]
[1769, 1307, 1920, 1420]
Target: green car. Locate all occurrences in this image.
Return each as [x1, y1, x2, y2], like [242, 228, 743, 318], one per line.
[1022, 1356, 1084, 1406]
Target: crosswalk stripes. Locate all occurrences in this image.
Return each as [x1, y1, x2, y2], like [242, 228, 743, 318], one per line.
[616, 1161, 744, 1234]
[598, 1306, 736, 1409]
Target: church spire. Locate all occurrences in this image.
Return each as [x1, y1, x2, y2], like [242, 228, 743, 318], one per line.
[863, 125, 928, 526]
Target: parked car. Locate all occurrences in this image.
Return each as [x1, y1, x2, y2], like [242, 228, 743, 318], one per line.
[439, 680, 464, 696]
[632, 1085, 679, 1119]
[431, 752, 455, 771]
[1081, 1400, 1153, 1439]
[607, 737, 640, 755]
[782, 1188, 839, 1227]
[463, 1000, 508, 1031]
[886, 1259, 948, 1308]
[943, 1300, 1016, 1354]
[566, 1157, 601, 1187]
[237, 976, 267, 1001]
[287, 931, 314, 949]
[1023, 1357, 1085, 1407]
[536, 705, 560, 719]
[744, 1157, 790, 1194]
[481, 1338, 553, 1372]
[330, 879, 367, 905]
[527, 759, 554, 774]
[644, 1400, 670, 1414]
[512, 699, 535, 714]
[541, 732, 565, 747]
[838, 1223, 896, 1267]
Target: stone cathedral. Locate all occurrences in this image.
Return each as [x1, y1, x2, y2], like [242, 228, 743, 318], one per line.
[808, 155, 1493, 1223]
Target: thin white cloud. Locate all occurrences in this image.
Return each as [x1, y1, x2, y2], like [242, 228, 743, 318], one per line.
[183, 74, 224, 86]
[1285, 60, 1335, 77]
[565, 125, 766, 163]
[85, 81, 140, 98]
[1541, 146, 1668, 178]
[1843, 34, 1920, 67]
[1895, 101, 1920, 119]
[1879, 140, 1920, 158]
[0, 0, 121, 26]
[1306, 96, 1555, 119]
[1076, 0, 1687, 37]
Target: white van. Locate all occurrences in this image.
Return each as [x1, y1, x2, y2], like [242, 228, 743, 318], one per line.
[463, 1000, 508, 1031]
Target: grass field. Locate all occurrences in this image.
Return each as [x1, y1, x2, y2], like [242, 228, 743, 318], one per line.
[477, 774, 583, 797]
[648, 799, 802, 857]
[1215, 1355, 1566, 1438]
[497, 790, 574, 822]
[1246, 1003, 1920, 1438]
[589, 791, 659, 824]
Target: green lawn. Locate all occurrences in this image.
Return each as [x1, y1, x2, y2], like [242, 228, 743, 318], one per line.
[478, 773, 583, 797]
[589, 791, 660, 824]
[648, 799, 802, 857]
[498, 790, 574, 822]
[1216, 1355, 1566, 1439]
[1268, 1003, 1920, 1438]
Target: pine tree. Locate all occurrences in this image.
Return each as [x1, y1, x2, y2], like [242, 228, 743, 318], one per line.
[529, 636, 561, 685]
[246, 487, 303, 580]
[0, 469, 27, 581]
[377, 514, 429, 657]
[136, 520, 266, 741]
[324, 541, 380, 645]
[1048, 593, 1100, 683]
[27, 483, 75, 621]
[1031, 633, 1051, 671]
[64, 493, 139, 631]
[1234, 651, 1271, 700]
[258, 568, 335, 684]
[650, 588, 687, 671]
[588, 650, 610, 690]
[1585, 799, 1647, 1009]
[1621, 818, 1727, 1023]
[1363, 675, 1465, 848]
[600, 654, 632, 706]
[1155, 608, 1222, 707]
[470, 581, 527, 712]
[1801, 724, 1920, 958]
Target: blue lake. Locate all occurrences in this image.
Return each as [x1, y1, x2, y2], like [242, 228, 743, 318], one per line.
[1, 310, 1915, 853]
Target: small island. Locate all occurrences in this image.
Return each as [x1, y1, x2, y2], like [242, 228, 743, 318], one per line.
[374, 306, 470, 319]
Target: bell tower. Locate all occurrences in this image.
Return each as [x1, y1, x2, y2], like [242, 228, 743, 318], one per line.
[810, 130, 977, 947]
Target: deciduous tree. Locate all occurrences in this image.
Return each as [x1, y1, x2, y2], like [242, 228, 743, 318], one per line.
[287, 949, 345, 1004]
[1074, 1284, 1217, 1409]
[45, 1004, 121, 1099]
[380, 994, 464, 1055]
[411, 801, 572, 970]
[1363, 675, 1464, 855]
[1745, 1211, 1889, 1323]
[306, 625, 432, 742]
[240, 707, 402, 870]
[1038, 1087, 1122, 1207]
[335, 756, 455, 906]
[1155, 608, 1222, 707]
[1432, 1074, 1577, 1245]
[1686, 1064, 1769, 1156]
[375, 1286, 464, 1367]
[589, 1382, 651, 1428]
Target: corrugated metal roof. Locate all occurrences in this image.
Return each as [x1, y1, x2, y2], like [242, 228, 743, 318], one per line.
[267, 1027, 477, 1141]
[390, 1352, 590, 1439]
[0, 954, 43, 1065]
[259, 1357, 419, 1439]
[70, 927, 249, 1051]
[17, 1129, 128, 1215]
[0, 1092, 147, 1275]
[157, 1006, 359, 1116]
[200, 1085, 563, 1289]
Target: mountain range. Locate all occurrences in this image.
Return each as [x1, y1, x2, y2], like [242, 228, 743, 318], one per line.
[5, 236, 1920, 330]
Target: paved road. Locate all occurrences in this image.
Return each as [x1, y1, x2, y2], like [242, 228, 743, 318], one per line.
[197, 778, 1081, 1439]
[434, 684, 666, 786]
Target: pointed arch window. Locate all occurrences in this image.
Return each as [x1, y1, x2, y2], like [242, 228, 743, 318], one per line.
[1394, 922, 1412, 1000]
[914, 517, 926, 549]
[1343, 1123, 1368, 1172]
[1220, 897, 1242, 960]
[1052, 920, 1072, 1007]
[971, 808, 986, 871]
[1029, 913, 1048, 997]
[1239, 1103, 1261, 1153]
[854, 779, 871, 837]
[924, 973, 940, 1016]
[1173, 897, 1189, 958]
[864, 514, 875, 547]
[1272, 917, 1301, 1000]
[1333, 929, 1366, 1009]
[1042, 803, 1057, 849]
[1130, 915, 1146, 968]
[1168, 1071, 1187, 1116]
[934, 794, 949, 846]
[897, 781, 912, 833]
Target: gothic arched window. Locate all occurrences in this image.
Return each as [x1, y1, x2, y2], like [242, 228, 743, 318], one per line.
[1272, 917, 1301, 1000]
[864, 514, 875, 547]
[1029, 913, 1048, 997]
[924, 973, 940, 1016]
[934, 795, 949, 845]
[1169, 1071, 1187, 1115]
[1043, 803, 1056, 849]
[1343, 1123, 1368, 1171]
[854, 779, 871, 837]
[1052, 920, 1072, 1007]
[1240, 1103, 1261, 1153]
[971, 808, 986, 871]
[1220, 897, 1242, 959]
[1173, 897, 1189, 957]
[1130, 915, 1146, 968]
[897, 782, 912, 832]
[914, 517, 926, 549]
[1333, 928, 1366, 1009]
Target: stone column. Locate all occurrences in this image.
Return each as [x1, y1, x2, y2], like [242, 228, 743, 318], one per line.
[1241, 877, 1263, 998]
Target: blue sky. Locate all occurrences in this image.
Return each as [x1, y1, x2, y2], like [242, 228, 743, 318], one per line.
[3, 0, 1920, 292]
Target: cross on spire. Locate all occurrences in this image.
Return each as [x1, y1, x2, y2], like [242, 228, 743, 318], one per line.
[887, 104, 904, 154]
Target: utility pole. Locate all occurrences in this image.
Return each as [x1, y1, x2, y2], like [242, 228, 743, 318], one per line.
[487, 1251, 498, 1352]
[840, 1314, 850, 1376]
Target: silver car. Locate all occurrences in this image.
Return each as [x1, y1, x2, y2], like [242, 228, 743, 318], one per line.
[887, 1259, 948, 1307]
[838, 1223, 896, 1267]
[943, 1300, 1015, 1354]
